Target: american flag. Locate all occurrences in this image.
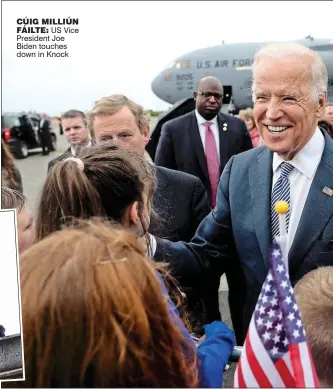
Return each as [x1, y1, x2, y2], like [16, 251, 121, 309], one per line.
[234, 241, 319, 388]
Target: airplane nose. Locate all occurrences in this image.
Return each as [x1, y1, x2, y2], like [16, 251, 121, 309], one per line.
[151, 73, 164, 99]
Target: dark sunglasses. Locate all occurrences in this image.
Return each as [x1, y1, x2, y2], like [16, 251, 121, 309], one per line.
[197, 91, 223, 100]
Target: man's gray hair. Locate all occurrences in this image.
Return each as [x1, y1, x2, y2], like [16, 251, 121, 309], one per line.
[87, 94, 149, 137]
[252, 42, 328, 101]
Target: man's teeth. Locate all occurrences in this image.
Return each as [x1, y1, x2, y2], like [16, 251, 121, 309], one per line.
[267, 126, 288, 133]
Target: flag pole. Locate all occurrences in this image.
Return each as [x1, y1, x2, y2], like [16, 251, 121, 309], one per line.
[274, 200, 288, 237]
[274, 200, 289, 269]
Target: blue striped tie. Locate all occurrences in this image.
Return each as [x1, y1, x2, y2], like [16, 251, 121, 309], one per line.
[271, 162, 294, 241]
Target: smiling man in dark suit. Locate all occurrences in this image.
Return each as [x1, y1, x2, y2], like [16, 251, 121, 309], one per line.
[155, 77, 253, 208]
[153, 43, 333, 345]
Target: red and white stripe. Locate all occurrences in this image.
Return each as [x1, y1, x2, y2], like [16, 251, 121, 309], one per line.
[289, 343, 320, 388]
[234, 317, 319, 388]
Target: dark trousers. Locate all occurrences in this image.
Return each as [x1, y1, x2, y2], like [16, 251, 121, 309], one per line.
[39, 129, 53, 154]
[200, 269, 246, 346]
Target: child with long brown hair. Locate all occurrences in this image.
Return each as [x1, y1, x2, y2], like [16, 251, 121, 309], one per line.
[29, 142, 234, 387]
[36, 143, 155, 243]
[4, 220, 234, 387]
[8, 220, 199, 387]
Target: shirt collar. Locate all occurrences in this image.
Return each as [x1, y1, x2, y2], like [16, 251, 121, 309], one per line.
[71, 140, 92, 156]
[272, 127, 325, 179]
[195, 110, 218, 126]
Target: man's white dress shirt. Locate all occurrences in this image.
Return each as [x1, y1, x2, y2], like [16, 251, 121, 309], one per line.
[272, 127, 325, 253]
[71, 140, 92, 156]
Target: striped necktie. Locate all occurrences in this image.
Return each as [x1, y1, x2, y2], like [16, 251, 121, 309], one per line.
[271, 162, 294, 241]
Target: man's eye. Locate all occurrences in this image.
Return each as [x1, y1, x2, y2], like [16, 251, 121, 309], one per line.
[283, 97, 296, 101]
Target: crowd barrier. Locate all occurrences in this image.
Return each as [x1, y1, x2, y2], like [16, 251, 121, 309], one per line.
[229, 346, 242, 363]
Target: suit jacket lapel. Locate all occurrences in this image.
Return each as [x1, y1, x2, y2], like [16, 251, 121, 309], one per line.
[217, 113, 229, 175]
[249, 148, 273, 270]
[153, 167, 175, 232]
[289, 133, 333, 275]
[187, 112, 209, 180]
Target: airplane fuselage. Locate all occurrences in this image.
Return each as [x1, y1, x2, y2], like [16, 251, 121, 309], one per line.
[151, 38, 333, 111]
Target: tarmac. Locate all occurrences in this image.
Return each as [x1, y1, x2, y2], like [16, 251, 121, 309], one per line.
[14, 116, 237, 387]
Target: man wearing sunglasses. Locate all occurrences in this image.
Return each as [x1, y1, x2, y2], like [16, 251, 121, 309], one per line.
[155, 76, 252, 327]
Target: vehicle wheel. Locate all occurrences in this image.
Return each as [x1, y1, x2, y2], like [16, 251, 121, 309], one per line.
[14, 140, 29, 159]
[51, 134, 57, 151]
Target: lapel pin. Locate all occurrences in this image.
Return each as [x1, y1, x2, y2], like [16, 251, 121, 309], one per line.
[223, 123, 228, 131]
[323, 186, 333, 196]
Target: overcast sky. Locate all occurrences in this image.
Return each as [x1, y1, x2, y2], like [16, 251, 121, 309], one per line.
[0, 211, 22, 336]
[2, 0, 333, 115]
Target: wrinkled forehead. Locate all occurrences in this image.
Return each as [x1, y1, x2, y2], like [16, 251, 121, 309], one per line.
[253, 57, 313, 95]
[93, 109, 140, 134]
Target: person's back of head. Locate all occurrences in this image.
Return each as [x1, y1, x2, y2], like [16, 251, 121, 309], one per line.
[11, 220, 198, 388]
[36, 142, 156, 241]
[1, 186, 26, 211]
[294, 267, 333, 387]
[1, 140, 17, 189]
[1, 140, 14, 171]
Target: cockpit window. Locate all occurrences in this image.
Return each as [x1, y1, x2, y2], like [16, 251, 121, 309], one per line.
[166, 60, 190, 69]
[166, 61, 176, 68]
[181, 60, 190, 68]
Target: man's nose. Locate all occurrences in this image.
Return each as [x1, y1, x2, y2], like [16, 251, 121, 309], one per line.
[208, 95, 217, 103]
[265, 100, 284, 121]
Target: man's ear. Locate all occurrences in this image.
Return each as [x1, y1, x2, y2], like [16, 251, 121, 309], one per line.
[143, 125, 150, 145]
[316, 92, 327, 118]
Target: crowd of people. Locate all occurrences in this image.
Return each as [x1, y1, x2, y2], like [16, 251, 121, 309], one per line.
[1, 41, 333, 387]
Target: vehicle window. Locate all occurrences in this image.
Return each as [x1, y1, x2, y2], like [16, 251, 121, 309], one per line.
[2, 116, 20, 128]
